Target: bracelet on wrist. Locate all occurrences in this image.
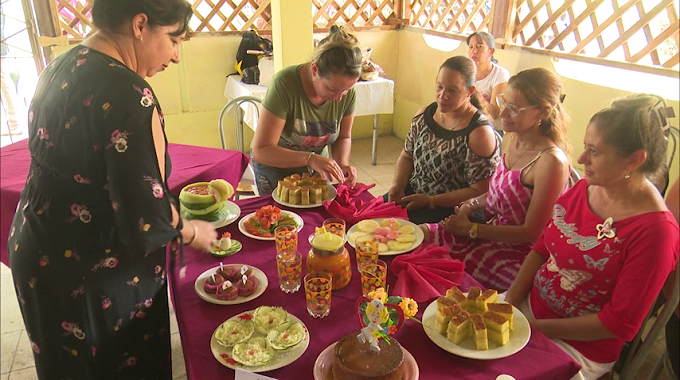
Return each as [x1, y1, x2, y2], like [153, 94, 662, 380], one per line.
[185, 223, 198, 245]
[429, 195, 436, 209]
[306, 152, 315, 173]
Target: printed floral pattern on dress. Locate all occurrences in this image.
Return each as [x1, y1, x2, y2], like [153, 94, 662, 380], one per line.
[92, 256, 119, 272]
[74, 174, 91, 184]
[64, 249, 81, 261]
[37, 128, 54, 147]
[129, 299, 154, 320]
[143, 176, 164, 198]
[69, 204, 91, 223]
[117, 356, 138, 372]
[61, 321, 86, 340]
[134, 85, 155, 108]
[107, 130, 130, 153]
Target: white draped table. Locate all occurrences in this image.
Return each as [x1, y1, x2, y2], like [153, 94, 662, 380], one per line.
[223, 75, 394, 165]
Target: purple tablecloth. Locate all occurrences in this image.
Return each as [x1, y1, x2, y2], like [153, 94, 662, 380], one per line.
[169, 195, 582, 380]
[0, 139, 249, 266]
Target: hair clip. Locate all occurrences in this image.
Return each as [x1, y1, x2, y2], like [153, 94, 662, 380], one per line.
[652, 99, 671, 132]
[559, 94, 566, 103]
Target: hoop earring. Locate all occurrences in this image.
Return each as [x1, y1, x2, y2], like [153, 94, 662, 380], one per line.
[624, 170, 631, 179]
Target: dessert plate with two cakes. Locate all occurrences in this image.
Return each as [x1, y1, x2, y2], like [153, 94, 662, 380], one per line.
[194, 264, 268, 305]
[421, 294, 531, 360]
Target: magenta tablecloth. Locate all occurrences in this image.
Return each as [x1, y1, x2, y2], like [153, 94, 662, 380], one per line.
[0, 139, 249, 266]
[169, 195, 582, 380]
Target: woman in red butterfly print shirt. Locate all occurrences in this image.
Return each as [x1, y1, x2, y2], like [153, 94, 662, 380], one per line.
[505, 94, 679, 380]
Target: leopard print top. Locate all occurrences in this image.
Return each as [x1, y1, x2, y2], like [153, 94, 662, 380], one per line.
[404, 102, 501, 196]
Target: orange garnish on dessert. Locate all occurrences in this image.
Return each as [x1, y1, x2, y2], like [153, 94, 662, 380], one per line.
[221, 232, 231, 239]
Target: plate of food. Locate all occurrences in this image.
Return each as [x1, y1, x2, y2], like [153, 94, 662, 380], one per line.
[194, 264, 267, 305]
[346, 218, 424, 256]
[313, 340, 419, 380]
[422, 286, 531, 360]
[210, 306, 310, 372]
[271, 173, 337, 209]
[272, 185, 337, 209]
[238, 206, 303, 241]
[179, 179, 240, 228]
[209, 232, 243, 258]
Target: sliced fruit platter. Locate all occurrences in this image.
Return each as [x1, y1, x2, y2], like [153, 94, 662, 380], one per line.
[347, 218, 425, 256]
[210, 306, 310, 371]
[238, 205, 303, 241]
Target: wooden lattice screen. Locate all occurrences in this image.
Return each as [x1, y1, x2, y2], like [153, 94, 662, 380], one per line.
[408, 0, 493, 35]
[46, 0, 679, 72]
[312, 0, 396, 29]
[511, 0, 679, 69]
[50, 0, 396, 38]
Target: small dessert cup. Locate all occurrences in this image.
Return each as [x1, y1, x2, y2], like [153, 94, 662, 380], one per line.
[216, 264, 238, 282]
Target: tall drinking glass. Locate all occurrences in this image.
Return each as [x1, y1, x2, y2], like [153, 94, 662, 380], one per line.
[359, 259, 387, 296]
[355, 235, 379, 271]
[323, 218, 346, 239]
[276, 250, 302, 293]
[304, 272, 332, 318]
[275, 225, 298, 255]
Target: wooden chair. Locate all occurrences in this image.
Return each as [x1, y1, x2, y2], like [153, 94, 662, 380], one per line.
[218, 96, 262, 199]
[618, 257, 679, 380]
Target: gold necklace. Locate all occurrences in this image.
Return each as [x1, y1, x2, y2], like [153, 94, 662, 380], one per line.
[439, 111, 466, 131]
[507, 140, 537, 170]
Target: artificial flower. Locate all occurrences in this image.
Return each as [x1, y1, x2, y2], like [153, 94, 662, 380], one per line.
[368, 287, 388, 303]
[399, 298, 418, 319]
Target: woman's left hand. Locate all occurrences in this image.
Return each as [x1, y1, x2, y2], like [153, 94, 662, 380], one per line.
[340, 164, 357, 188]
[401, 193, 429, 211]
[439, 211, 473, 237]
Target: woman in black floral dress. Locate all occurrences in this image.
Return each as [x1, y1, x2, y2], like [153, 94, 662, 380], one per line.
[7, 1, 217, 378]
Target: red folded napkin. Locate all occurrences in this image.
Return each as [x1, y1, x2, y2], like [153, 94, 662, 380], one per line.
[324, 184, 407, 225]
[391, 243, 465, 303]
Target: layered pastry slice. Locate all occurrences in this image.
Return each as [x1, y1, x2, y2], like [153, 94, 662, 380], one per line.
[435, 304, 464, 334]
[487, 303, 514, 330]
[446, 309, 471, 344]
[446, 286, 469, 309]
[483, 311, 510, 346]
[300, 186, 310, 205]
[466, 286, 482, 314]
[476, 289, 499, 312]
[471, 314, 488, 350]
[436, 295, 458, 309]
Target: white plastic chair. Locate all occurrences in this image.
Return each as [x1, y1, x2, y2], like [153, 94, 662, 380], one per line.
[218, 96, 262, 199]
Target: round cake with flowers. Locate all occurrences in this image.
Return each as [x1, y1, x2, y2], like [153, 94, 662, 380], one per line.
[331, 288, 419, 380]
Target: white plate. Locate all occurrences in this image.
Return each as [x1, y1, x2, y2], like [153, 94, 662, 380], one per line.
[180, 201, 241, 228]
[421, 297, 531, 360]
[237, 210, 304, 241]
[194, 265, 268, 305]
[313, 341, 419, 380]
[271, 185, 337, 209]
[210, 309, 310, 372]
[346, 217, 424, 256]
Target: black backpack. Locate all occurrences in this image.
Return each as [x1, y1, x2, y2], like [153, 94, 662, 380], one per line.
[234, 30, 273, 84]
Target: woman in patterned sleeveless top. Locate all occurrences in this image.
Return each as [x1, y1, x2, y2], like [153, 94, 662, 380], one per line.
[420, 67, 572, 290]
[386, 57, 500, 224]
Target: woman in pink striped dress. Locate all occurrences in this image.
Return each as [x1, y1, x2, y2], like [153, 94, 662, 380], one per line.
[421, 67, 572, 290]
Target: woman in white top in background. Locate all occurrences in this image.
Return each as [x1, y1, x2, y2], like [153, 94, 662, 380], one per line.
[467, 31, 510, 128]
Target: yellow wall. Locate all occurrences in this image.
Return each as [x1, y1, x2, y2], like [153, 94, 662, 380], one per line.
[393, 30, 680, 187]
[55, 28, 677, 187]
[145, 30, 399, 150]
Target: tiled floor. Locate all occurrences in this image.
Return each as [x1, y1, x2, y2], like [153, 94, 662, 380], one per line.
[0, 136, 675, 379]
